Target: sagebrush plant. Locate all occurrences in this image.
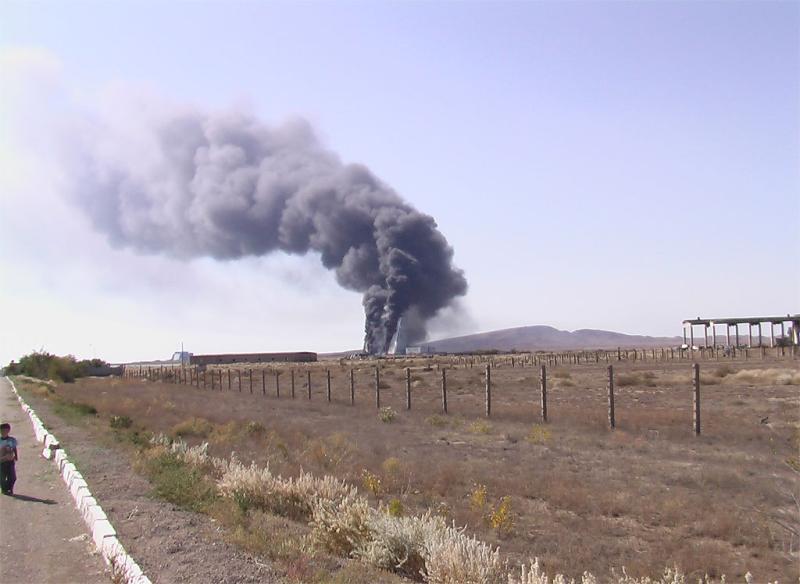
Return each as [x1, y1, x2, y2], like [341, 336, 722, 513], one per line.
[526, 424, 551, 445]
[310, 491, 372, 556]
[387, 498, 404, 517]
[379, 406, 397, 423]
[218, 459, 356, 520]
[469, 420, 492, 435]
[362, 469, 383, 495]
[470, 484, 488, 512]
[488, 496, 513, 532]
[353, 510, 443, 579]
[423, 522, 506, 584]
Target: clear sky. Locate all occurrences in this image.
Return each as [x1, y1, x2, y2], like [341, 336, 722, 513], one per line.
[1, 0, 798, 364]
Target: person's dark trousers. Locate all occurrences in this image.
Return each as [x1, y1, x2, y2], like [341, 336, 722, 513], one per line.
[0, 461, 16, 494]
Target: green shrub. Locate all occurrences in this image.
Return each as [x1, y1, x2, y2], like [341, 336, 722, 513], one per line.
[52, 400, 98, 424]
[4, 350, 107, 382]
[387, 498, 404, 517]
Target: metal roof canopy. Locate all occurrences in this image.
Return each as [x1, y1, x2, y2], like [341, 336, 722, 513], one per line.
[682, 314, 799, 326]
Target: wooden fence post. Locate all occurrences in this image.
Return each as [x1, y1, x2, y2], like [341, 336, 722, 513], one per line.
[262, 370, 266, 395]
[375, 367, 381, 409]
[291, 370, 296, 398]
[326, 370, 332, 402]
[275, 371, 281, 398]
[249, 369, 253, 394]
[540, 365, 548, 423]
[693, 363, 701, 436]
[202, 370, 207, 389]
[307, 371, 312, 400]
[607, 365, 615, 429]
[227, 369, 231, 391]
[485, 364, 491, 417]
[441, 369, 448, 414]
[405, 368, 411, 410]
[237, 370, 242, 392]
[350, 368, 355, 405]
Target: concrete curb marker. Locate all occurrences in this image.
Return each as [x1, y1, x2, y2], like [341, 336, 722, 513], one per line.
[5, 377, 151, 584]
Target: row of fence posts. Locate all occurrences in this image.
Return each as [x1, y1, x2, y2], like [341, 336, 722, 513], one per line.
[448, 344, 796, 369]
[126, 361, 710, 435]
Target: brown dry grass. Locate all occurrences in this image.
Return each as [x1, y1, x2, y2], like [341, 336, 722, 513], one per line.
[39, 355, 800, 581]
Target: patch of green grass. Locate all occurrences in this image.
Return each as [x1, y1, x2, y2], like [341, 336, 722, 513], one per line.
[138, 449, 219, 512]
[52, 400, 98, 424]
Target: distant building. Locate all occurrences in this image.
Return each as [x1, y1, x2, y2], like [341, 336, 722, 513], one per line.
[190, 352, 317, 366]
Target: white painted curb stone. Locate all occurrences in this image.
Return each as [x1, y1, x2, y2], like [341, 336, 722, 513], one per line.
[5, 376, 152, 584]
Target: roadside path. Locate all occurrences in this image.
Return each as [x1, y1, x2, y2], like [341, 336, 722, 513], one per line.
[0, 377, 107, 584]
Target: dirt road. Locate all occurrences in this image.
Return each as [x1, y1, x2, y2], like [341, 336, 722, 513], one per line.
[0, 377, 107, 584]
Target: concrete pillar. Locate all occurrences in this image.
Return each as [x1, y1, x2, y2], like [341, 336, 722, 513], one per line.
[689, 325, 694, 349]
[781, 321, 786, 344]
[683, 325, 688, 346]
[770, 323, 775, 347]
[735, 324, 740, 347]
[748, 324, 753, 348]
[711, 324, 716, 348]
[726, 324, 731, 347]
[704, 325, 709, 348]
[757, 322, 762, 347]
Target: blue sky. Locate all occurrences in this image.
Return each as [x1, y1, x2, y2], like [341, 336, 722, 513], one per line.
[1, 1, 798, 363]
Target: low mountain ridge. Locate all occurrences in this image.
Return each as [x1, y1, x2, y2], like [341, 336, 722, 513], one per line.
[420, 325, 680, 353]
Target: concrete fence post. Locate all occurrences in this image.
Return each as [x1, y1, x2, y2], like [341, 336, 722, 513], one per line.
[326, 369, 332, 402]
[441, 369, 448, 414]
[607, 365, 615, 429]
[405, 368, 411, 410]
[375, 367, 381, 409]
[485, 364, 491, 417]
[693, 363, 701, 436]
[540, 364, 548, 423]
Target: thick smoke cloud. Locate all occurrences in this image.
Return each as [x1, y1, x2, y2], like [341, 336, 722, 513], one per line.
[68, 106, 467, 353]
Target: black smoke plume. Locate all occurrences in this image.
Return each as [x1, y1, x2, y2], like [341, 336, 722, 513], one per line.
[68, 106, 467, 353]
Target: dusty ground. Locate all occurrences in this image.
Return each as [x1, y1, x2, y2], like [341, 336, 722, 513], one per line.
[0, 378, 108, 584]
[18, 353, 800, 581]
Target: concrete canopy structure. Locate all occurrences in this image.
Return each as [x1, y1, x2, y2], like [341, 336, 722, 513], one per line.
[682, 314, 800, 348]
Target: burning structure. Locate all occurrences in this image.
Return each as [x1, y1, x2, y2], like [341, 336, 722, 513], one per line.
[66, 103, 468, 354]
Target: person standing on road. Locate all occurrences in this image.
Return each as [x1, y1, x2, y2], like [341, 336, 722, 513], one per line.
[0, 422, 18, 495]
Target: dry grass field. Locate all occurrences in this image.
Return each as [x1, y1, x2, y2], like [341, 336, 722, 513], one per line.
[27, 355, 800, 581]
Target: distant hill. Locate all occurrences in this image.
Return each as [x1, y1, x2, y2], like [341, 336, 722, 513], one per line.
[418, 325, 681, 353]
